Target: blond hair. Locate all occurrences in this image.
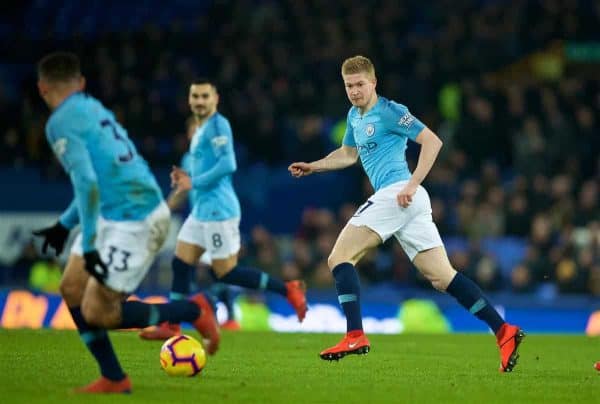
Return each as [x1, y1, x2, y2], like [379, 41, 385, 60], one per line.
[341, 55, 376, 79]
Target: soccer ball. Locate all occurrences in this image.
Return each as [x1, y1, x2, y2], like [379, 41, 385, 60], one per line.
[160, 334, 207, 376]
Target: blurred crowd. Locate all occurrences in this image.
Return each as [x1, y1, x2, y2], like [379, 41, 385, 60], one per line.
[0, 0, 598, 295]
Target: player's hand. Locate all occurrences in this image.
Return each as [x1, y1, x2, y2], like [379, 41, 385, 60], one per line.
[83, 250, 109, 282]
[32, 222, 70, 256]
[396, 183, 418, 208]
[170, 165, 184, 187]
[288, 162, 314, 177]
[171, 165, 192, 193]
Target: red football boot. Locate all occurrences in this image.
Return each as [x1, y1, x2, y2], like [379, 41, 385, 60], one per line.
[496, 323, 525, 372]
[190, 293, 220, 355]
[286, 280, 307, 322]
[221, 319, 241, 331]
[75, 375, 132, 394]
[320, 331, 370, 361]
[139, 322, 181, 340]
[594, 362, 600, 372]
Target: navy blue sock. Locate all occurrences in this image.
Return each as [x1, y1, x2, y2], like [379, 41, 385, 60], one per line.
[210, 283, 235, 320]
[221, 286, 236, 321]
[119, 301, 200, 329]
[69, 307, 125, 382]
[332, 263, 363, 332]
[170, 257, 194, 301]
[216, 266, 287, 296]
[446, 272, 505, 333]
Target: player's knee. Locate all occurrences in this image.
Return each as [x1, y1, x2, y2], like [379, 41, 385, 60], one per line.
[427, 268, 456, 292]
[327, 253, 341, 270]
[81, 298, 119, 328]
[430, 278, 448, 292]
[80, 300, 99, 326]
[59, 278, 83, 306]
[210, 267, 228, 280]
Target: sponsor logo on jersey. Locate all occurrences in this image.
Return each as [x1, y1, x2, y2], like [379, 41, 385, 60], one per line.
[398, 113, 415, 128]
[357, 141, 378, 154]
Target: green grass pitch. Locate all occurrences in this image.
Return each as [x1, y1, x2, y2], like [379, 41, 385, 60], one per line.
[0, 329, 598, 403]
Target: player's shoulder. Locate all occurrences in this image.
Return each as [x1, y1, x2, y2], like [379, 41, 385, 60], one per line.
[211, 112, 232, 133]
[46, 92, 95, 137]
[346, 105, 358, 119]
[379, 96, 409, 116]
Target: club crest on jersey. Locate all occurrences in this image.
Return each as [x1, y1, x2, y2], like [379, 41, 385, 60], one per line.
[398, 113, 415, 128]
[365, 123, 375, 137]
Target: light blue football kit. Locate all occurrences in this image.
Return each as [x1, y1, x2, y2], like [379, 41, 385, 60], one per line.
[46, 92, 163, 252]
[177, 112, 242, 258]
[45, 91, 169, 292]
[343, 96, 442, 260]
[342, 96, 426, 191]
[188, 112, 241, 221]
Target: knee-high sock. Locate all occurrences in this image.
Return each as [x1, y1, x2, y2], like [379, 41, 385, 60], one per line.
[69, 306, 125, 382]
[332, 263, 363, 332]
[119, 301, 200, 329]
[446, 272, 505, 333]
[170, 257, 194, 301]
[215, 266, 287, 296]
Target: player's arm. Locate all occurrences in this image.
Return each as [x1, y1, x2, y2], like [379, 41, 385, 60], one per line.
[191, 131, 236, 189]
[191, 152, 236, 189]
[396, 127, 443, 208]
[166, 189, 189, 211]
[48, 129, 100, 253]
[408, 127, 443, 186]
[173, 120, 237, 192]
[166, 159, 190, 211]
[390, 105, 443, 207]
[59, 199, 80, 229]
[288, 145, 358, 177]
[289, 113, 358, 177]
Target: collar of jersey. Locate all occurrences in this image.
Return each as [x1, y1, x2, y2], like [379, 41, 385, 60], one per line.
[355, 96, 383, 118]
[52, 91, 83, 116]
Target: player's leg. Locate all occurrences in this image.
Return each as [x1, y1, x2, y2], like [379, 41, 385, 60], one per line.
[208, 218, 307, 322]
[211, 283, 240, 330]
[79, 277, 218, 363]
[80, 207, 220, 356]
[319, 223, 381, 360]
[399, 186, 524, 372]
[412, 246, 524, 372]
[139, 217, 207, 340]
[60, 253, 128, 389]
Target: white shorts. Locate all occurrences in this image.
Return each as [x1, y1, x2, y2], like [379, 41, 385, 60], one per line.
[71, 202, 171, 293]
[348, 181, 443, 260]
[177, 216, 241, 260]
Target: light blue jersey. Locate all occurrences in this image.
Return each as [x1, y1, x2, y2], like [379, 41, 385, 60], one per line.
[342, 96, 426, 191]
[189, 112, 241, 221]
[180, 151, 197, 207]
[45, 92, 163, 252]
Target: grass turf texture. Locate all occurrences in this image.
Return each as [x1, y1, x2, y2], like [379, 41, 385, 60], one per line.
[0, 329, 597, 403]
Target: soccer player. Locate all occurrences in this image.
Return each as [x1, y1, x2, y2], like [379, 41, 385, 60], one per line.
[140, 117, 240, 337]
[33, 52, 219, 393]
[139, 79, 307, 340]
[288, 56, 524, 372]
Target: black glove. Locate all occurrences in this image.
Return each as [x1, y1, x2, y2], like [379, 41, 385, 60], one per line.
[83, 250, 109, 283]
[32, 222, 70, 256]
